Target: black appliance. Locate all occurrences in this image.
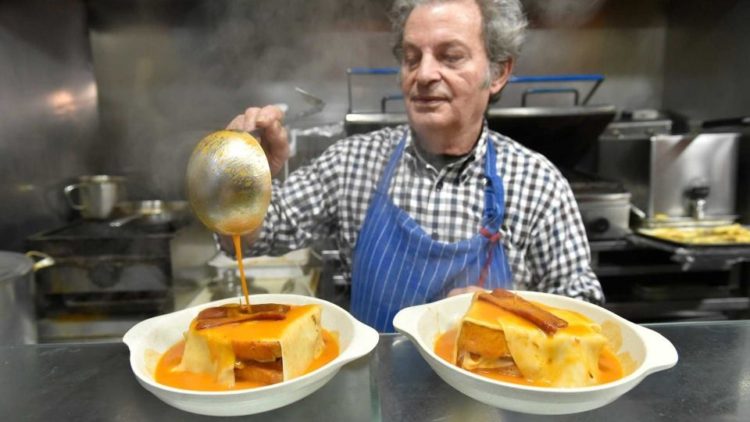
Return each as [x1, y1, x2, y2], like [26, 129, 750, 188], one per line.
[26, 220, 179, 341]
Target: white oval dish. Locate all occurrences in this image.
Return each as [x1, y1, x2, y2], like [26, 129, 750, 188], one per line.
[392, 291, 678, 415]
[123, 294, 379, 416]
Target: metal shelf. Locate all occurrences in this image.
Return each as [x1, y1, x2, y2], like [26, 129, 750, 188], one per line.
[594, 264, 688, 277]
[604, 297, 750, 321]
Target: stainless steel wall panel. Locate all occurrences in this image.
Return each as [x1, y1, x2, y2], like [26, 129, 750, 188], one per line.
[0, 0, 99, 251]
[663, 0, 750, 122]
[649, 133, 739, 218]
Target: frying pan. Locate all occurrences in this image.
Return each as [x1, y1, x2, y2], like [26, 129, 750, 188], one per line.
[109, 200, 189, 227]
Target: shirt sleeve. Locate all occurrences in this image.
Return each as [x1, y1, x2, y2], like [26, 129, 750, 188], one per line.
[248, 146, 342, 256]
[525, 174, 605, 304]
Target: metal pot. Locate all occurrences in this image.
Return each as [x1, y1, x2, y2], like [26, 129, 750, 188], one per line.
[63, 175, 127, 219]
[0, 251, 54, 345]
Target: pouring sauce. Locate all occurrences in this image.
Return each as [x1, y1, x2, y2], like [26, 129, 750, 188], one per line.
[232, 235, 251, 308]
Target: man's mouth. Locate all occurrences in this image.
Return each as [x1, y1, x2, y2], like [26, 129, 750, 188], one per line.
[411, 95, 448, 105]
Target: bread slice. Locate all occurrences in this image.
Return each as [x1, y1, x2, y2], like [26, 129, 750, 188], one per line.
[455, 291, 608, 387]
[175, 303, 324, 387]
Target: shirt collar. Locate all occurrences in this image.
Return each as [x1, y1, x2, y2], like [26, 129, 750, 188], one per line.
[404, 121, 490, 179]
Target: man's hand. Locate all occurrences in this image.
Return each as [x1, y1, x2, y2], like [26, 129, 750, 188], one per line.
[447, 285, 487, 297]
[227, 105, 289, 176]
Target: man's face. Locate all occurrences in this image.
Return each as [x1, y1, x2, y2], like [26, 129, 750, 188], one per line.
[400, 0, 505, 136]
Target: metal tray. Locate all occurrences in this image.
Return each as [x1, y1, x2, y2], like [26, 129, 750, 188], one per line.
[636, 226, 750, 248]
[26, 220, 176, 257]
[628, 231, 750, 271]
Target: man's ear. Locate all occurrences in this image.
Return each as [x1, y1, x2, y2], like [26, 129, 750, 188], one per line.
[490, 59, 514, 95]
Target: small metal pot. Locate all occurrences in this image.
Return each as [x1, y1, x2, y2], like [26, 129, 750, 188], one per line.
[0, 251, 54, 345]
[63, 175, 127, 219]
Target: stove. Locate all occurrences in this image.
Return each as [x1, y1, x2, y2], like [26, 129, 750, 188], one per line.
[26, 220, 179, 341]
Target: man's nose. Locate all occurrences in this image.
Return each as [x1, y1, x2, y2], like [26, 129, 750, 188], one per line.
[415, 54, 441, 84]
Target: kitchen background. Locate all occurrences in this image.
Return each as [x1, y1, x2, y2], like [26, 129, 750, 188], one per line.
[2, 0, 750, 342]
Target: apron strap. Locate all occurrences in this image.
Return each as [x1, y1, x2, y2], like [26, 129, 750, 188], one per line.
[375, 134, 408, 194]
[482, 137, 504, 230]
[477, 226, 502, 288]
[478, 137, 505, 288]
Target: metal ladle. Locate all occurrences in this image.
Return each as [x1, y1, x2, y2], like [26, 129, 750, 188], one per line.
[186, 130, 272, 236]
[185, 88, 324, 236]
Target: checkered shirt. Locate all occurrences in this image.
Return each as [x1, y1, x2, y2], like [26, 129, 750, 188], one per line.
[244, 123, 604, 304]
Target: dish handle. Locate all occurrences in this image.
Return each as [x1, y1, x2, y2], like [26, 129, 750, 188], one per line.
[339, 320, 380, 361]
[392, 305, 421, 338]
[637, 325, 679, 372]
[122, 320, 147, 349]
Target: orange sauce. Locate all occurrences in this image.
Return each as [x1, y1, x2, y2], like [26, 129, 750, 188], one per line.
[434, 327, 623, 387]
[232, 235, 250, 307]
[155, 329, 340, 391]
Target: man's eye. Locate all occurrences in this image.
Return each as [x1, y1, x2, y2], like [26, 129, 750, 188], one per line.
[403, 53, 420, 67]
[443, 53, 465, 64]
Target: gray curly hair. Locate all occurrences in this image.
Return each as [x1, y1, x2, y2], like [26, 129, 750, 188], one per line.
[390, 0, 528, 102]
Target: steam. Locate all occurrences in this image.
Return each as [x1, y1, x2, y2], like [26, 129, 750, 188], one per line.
[88, 0, 395, 200]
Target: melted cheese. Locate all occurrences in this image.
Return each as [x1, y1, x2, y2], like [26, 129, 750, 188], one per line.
[456, 295, 611, 387]
[175, 304, 324, 387]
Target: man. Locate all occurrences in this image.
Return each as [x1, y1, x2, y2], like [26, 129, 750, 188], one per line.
[224, 0, 603, 332]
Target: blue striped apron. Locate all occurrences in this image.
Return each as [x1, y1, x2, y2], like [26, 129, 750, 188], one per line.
[350, 134, 512, 332]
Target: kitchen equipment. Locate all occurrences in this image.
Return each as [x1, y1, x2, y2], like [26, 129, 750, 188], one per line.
[568, 173, 633, 240]
[486, 73, 616, 168]
[598, 114, 672, 219]
[393, 291, 678, 415]
[647, 133, 739, 224]
[486, 104, 617, 168]
[63, 175, 126, 219]
[0, 251, 54, 345]
[26, 220, 178, 341]
[109, 200, 190, 228]
[123, 294, 379, 416]
[186, 130, 272, 236]
[599, 115, 745, 227]
[637, 224, 750, 246]
[205, 248, 314, 300]
[208, 248, 309, 280]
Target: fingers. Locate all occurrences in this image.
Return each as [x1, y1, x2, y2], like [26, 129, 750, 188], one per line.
[226, 105, 285, 135]
[252, 106, 290, 176]
[262, 124, 290, 176]
[226, 114, 245, 131]
[225, 107, 265, 131]
[225, 105, 290, 176]
[255, 105, 285, 128]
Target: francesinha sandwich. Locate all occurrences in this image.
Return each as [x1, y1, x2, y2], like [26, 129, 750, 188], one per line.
[454, 289, 612, 387]
[175, 303, 324, 387]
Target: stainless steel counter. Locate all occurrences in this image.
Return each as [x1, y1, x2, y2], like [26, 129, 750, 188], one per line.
[2, 321, 750, 421]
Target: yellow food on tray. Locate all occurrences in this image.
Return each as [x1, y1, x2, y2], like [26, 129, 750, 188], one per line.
[641, 224, 750, 245]
[434, 289, 625, 387]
